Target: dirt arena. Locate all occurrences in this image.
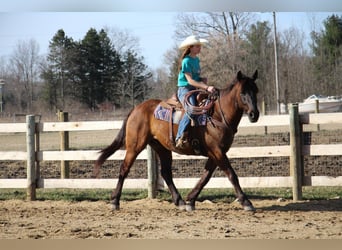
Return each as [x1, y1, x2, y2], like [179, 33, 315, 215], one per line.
[1, 121, 341, 239]
[0, 197, 341, 239]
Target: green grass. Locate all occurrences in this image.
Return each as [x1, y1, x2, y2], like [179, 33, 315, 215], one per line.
[0, 187, 341, 202]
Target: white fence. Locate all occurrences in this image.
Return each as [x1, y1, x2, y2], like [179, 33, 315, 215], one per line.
[0, 104, 342, 201]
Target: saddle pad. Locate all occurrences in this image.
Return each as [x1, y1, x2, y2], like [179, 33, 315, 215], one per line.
[154, 104, 182, 124]
[154, 104, 206, 126]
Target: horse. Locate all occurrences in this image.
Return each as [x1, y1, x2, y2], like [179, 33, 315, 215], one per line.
[94, 70, 259, 212]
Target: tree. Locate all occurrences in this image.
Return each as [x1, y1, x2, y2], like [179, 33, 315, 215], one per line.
[163, 45, 181, 97]
[41, 29, 74, 110]
[40, 58, 58, 110]
[9, 39, 41, 111]
[171, 12, 258, 89]
[104, 26, 140, 55]
[70, 28, 122, 110]
[97, 29, 123, 104]
[243, 21, 276, 111]
[278, 27, 310, 105]
[175, 12, 253, 74]
[0, 56, 7, 77]
[77, 28, 103, 109]
[120, 50, 152, 108]
[175, 12, 254, 39]
[311, 14, 342, 95]
[149, 67, 174, 100]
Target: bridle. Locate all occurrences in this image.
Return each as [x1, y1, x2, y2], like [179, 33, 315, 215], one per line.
[216, 81, 256, 133]
[217, 90, 237, 133]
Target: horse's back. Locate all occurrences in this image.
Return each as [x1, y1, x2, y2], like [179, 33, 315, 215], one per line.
[126, 99, 162, 131]
[129, 99, 161, 118]
[127, 98, 177, 149]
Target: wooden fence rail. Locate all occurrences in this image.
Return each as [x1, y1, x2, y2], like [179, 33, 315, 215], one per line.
[0, 104, 342, 201]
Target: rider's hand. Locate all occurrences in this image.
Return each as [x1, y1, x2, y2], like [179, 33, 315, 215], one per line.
[206, 86, 215, 93]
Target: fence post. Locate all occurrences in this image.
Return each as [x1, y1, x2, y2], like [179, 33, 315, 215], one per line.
[58, 110, 70, 178]
[35, 116, 41, 184]
[147, 145, 158, 198]
[26, 115, 36, 201]
[289, 103, 303, 201]
[315, 99, 320, 131]
[261, 99, 268, 135]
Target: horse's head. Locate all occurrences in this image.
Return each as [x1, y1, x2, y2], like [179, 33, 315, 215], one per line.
[235, 70, 259, 123]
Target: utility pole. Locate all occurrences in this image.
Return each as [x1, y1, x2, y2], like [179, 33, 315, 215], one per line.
[273, 12, 280, 114]
[0, 79, 5, 113]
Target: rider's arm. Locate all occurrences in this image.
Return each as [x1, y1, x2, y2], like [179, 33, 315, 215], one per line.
[184, 73, 215, 92]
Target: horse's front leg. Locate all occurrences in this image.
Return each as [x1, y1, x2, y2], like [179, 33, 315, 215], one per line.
[219, 155, 255, 211]
[185, 158, 216, 211]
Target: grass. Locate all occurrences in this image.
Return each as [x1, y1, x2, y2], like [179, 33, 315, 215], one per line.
[0, 187, 341, 202]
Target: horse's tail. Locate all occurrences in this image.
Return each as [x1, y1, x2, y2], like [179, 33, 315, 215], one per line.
[93, 110, 132, 177]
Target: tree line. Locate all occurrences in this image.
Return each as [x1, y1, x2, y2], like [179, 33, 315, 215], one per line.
[1, 27, 152, 114]
[167, 13, 342, 113]
[0, 13, 341, 116]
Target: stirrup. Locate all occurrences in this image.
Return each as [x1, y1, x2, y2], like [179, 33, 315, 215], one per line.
[175, 138, 186, 149]
[175, 134, 189, 149]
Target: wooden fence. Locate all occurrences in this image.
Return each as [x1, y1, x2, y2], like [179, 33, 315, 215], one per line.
[0, 104, 341, 201]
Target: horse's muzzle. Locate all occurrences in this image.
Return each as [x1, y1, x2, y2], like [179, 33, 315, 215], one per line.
[248, 110, 259, 123]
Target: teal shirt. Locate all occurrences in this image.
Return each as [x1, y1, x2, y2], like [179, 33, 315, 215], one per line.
[178, 55, 201, 87]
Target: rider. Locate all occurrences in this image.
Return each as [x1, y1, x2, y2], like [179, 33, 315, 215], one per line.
[175, 35, 216, 149]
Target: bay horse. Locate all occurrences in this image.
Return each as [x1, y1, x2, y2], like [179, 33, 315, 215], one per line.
[95, 70, 259, 211]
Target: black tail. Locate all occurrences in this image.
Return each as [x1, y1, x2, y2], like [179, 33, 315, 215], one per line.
[93, 110, 132, 177]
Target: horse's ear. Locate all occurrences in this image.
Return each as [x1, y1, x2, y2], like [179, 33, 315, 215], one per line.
[237, 71, 243, 81]
[253, 70, 258, 80]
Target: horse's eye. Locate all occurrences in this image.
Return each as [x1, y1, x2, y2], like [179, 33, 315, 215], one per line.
[240, 94, 248, 104]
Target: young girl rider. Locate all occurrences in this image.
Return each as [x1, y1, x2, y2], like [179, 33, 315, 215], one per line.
[175, 35, 216, 149]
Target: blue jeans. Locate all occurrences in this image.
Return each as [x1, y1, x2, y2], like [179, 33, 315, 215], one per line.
[176, 86, 197, 141]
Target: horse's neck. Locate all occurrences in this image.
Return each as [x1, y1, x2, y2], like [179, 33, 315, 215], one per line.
[215, 88, 243, 132]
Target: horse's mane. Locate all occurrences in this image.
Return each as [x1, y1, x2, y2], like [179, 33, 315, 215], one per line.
[221, 77, 238, 94]
[222, 71, 255, 93]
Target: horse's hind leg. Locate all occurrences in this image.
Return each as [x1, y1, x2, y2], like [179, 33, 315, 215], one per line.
[110, 150, 138, 210]
[153, 145, 186, 209]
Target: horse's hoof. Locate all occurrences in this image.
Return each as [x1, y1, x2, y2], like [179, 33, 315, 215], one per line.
[185, 204, 195, 212]
[178, 204, 186, 211]
[243, 205, 255, 212]
[177, 203, 195, 212]
[111, 204, 120, 211]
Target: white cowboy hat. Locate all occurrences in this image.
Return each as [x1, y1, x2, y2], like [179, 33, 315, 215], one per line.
[179, 35, 208, 50]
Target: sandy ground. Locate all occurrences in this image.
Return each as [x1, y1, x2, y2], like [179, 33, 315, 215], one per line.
[0, 198, 341, 239]
[1, 124, 341, 239]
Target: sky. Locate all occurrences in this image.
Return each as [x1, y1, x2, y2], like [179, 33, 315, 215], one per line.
[1, 12, 341, 70]
[0, 12, 177, 69]
[0, 0, 341, 69]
